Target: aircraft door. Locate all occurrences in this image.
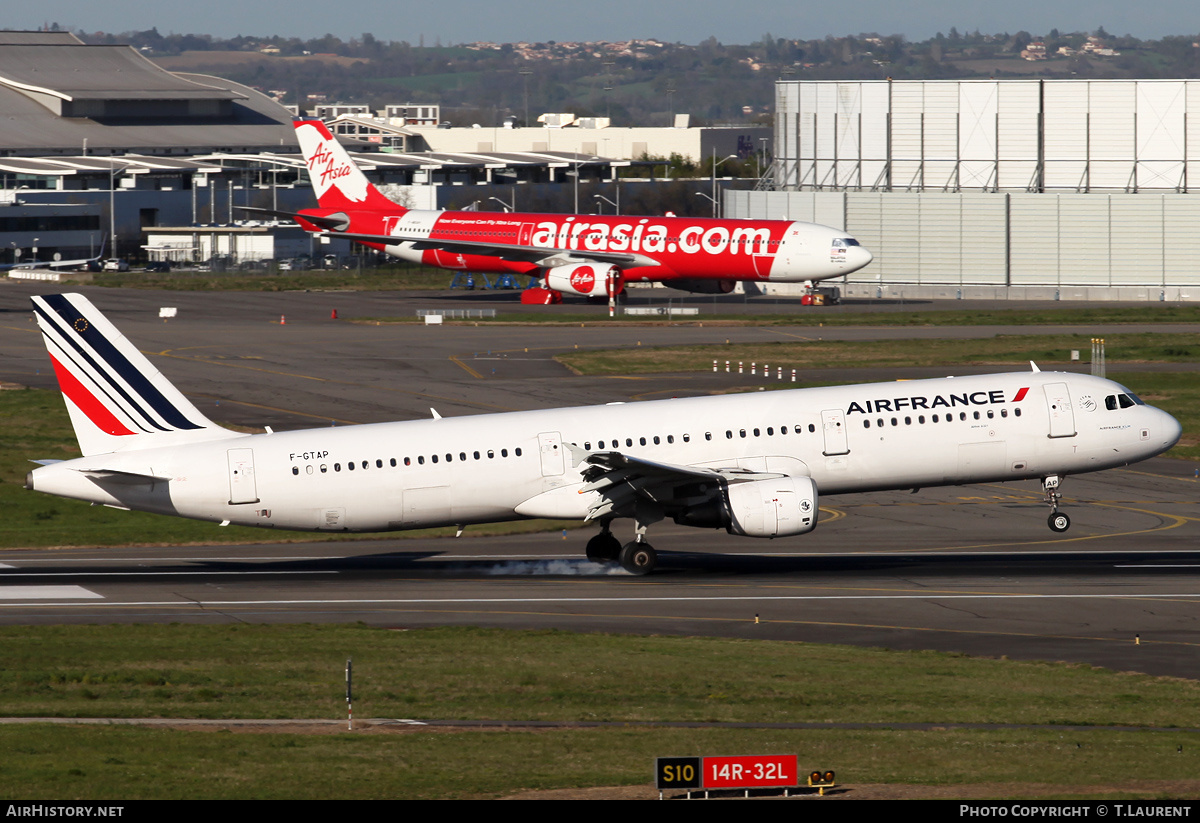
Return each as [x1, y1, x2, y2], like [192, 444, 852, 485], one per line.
[537, 431, 565, 476]
[820, 409, 850, 456]
[1043, 383, 1077, 438]
[227, 448, 259, 504]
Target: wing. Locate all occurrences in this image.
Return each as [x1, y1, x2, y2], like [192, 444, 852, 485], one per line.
[566, 445, 787, 522]
[244, 205, 661, 268]
[325, 230, 658, 268]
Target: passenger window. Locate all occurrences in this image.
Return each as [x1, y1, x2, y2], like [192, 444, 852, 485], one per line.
[653, 436, 660, 445]
[487, 450, 494, 459]
[292, 466, 299, 476]
[320, 464, 328, 473]
[474, 451, 480, 460]
[639, 437, 646, 446]
[348, 462, 355, 471]
[753, 428, 760, 437]
[460, 452, 467, 461]
[1015, 408, 1022, 417]
[515, 447, 522, 456]
[432, 455, 439, 463]
[683, 434, 690, 442]
[335, 463, 342, 472]
[501, 449, 508, 457]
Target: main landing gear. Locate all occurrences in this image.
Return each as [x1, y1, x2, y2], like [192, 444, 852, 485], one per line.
[585, 519, 658, 575]
[1043, 475, 1071, 533]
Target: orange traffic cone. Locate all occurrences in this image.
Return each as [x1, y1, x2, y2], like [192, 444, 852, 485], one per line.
[331, 309, 338, 320]
[279, 315, 286, 325]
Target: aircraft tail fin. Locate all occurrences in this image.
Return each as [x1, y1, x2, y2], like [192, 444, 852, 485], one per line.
[294, 119, 400, 212]
[32, 293, 239, 457]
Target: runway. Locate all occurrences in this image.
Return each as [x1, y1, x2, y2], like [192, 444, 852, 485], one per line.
[2, 283, 1198, 678]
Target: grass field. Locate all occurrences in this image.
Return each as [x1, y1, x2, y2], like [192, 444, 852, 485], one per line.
[1, 626, 1197, 799]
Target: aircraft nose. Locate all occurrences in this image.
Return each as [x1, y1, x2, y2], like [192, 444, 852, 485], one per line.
[1160, 409, 1183, 450]
[846, 243, 873, 272]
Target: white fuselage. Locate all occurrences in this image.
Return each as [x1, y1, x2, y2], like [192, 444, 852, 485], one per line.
[28, 371, 1180, 538]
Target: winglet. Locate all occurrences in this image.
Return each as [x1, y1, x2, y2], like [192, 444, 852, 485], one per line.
[1030, 361, 1041, 372]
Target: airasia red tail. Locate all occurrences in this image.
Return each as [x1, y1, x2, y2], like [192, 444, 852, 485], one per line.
[259, 120, 872, 301]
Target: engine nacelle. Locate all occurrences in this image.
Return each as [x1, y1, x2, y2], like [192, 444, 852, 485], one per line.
[543, 264, 621, 297]
[673, 476, 818, 538]
[667, 278, 737, 295]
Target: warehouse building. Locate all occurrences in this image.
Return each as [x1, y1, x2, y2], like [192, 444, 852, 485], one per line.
[727, 79, 1200, 300]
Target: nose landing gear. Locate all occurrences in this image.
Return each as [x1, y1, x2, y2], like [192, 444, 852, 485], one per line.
[1043, 475, 1071, 532]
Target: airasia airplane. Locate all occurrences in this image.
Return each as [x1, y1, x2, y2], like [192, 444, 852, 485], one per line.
[25, 293, 1181, 574]
[246, 120, 873, 302]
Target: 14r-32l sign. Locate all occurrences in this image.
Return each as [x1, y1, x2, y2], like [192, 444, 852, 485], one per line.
[656, 755, 798, 791]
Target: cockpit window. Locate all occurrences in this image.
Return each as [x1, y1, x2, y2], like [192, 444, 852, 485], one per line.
[1106, 395, 1118, 411]
[1119, 394, 1135, 409]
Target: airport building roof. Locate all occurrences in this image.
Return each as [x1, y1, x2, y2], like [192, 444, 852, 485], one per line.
[0, 32, 296, 156]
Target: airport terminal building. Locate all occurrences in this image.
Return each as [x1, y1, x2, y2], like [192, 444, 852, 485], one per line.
[728, 79, 1200, 301]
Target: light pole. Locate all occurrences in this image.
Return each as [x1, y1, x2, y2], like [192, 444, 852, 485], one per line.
[593, 193, 618, 215]
[488, 196, 513, 212]
[709, 150, 738, 218]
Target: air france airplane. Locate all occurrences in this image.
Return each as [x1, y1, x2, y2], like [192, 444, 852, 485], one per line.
[26, 293, 1181, 574]
[243, 120, 873, 302]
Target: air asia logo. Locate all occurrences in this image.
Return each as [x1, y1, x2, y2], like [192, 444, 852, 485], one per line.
[846, 388, 1029, 415]
[527, 217, 780, 257]
[569, 266, 596, 293]
[307, 141, 354, 188]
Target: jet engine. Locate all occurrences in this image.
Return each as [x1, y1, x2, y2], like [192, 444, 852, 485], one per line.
[667, 278, 737, 295]
[542, 264, 622, 297]
[673, 476, 818, 538]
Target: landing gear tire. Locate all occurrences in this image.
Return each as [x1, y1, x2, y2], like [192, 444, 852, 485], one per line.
[1048, 512, 1071, 533]
[618, 541, 657, 575]
[586, 532, 621, 562]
